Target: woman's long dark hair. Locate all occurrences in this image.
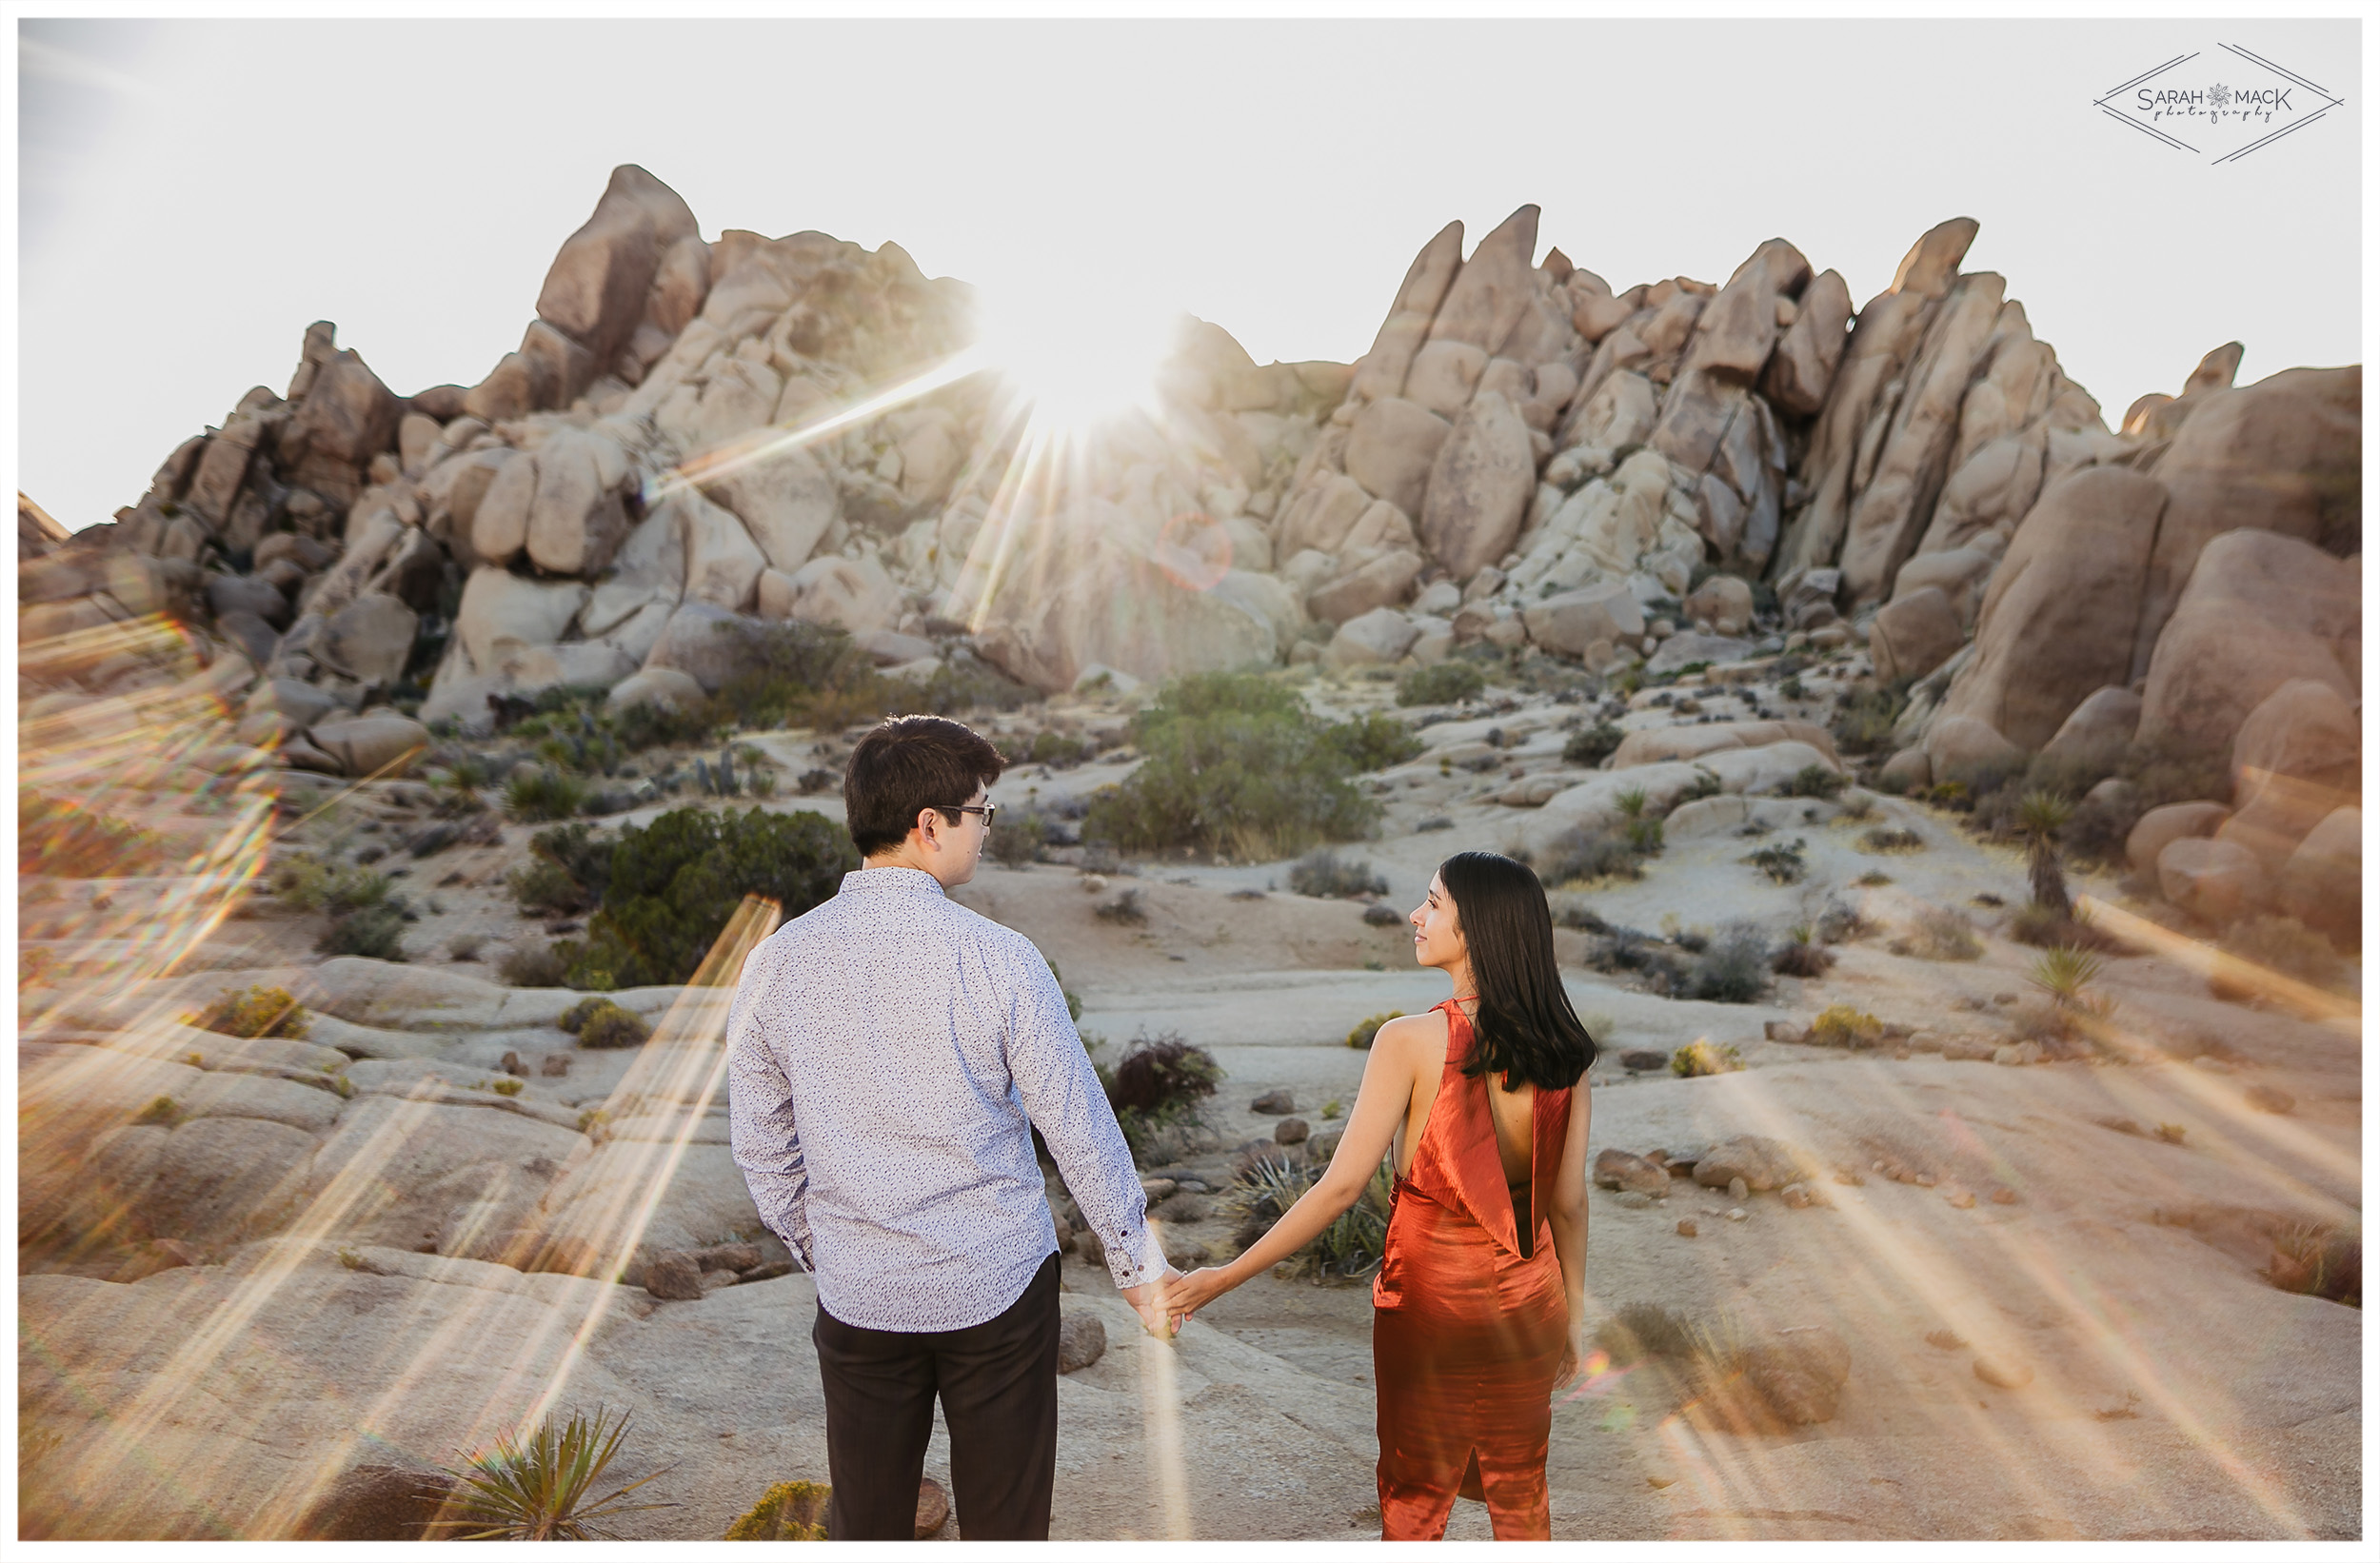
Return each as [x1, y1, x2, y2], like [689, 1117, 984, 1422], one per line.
[1439, 851, 1597, 1091]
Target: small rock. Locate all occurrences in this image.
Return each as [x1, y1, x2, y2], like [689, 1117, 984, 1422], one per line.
[540, 1053, 571, 1077]
[500, 1051, 527, 1078]
[1993, 1040, 2044, 1067]
[1906, 1031, 1943, 1053]
[689, 1242, 762, 1272]
[1618, 1191, 1654, 1210]
[1779, 1182, 1815, 1209]
[1990, 1188, 2020, 1206]
[1249, 1089, 1296, 1115]
[1645, 1470, 1678, 1489]
[1941, 1185, 1977, 1209]
[1942, 1038, 1998, 1061]
[1727, 1176, 1750, 1204]
[1139, 1178, 1179, 1201]
[1973, 1357, 2033, 1390]
[1763, 1019, 1807, 1044]
[1725, 1207, 1748, 1222]
[1057, 1312, 1107, 1374]
[1993, 993, 2019, 1005]
[1676, 1219, 1698, 1237]
[1832, 1165, 1866, 1186]
[916, 1476, 950, 1539]
[700, 1268, 740, 1291]
[644, 1251, 704, 1301]
[1619, 1048, 1670, 1073]
[1274, 1117, 1311, 1145]
[1925, 1329, 1967, 1351]
[1914, 1173, 1937, 1188]
[738, 1259, 796, 1283]
[1593, 1148, 1672, 1195]
[2246, 1084, 2295, 1115]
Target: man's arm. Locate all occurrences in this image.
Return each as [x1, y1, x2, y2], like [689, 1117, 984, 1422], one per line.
[724, 962, 816, 1272]
[999, 940, 1165, 1300]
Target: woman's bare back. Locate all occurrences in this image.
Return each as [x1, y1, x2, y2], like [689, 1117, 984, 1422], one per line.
[1388, 1004, 1536, 1185]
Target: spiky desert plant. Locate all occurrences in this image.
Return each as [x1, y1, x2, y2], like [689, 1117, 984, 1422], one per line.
[2016, 790, 2073, 918]
[433, 1406, 678, 1540]
[2028, 945, 2105, 1010]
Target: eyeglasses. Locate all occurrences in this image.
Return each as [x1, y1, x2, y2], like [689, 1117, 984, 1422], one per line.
[946, 802, 998, 827]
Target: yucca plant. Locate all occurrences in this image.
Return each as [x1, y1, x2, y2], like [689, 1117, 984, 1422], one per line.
[2016, 790, 2074, 918]
[2028, 945, 2105, 1010]
[433, 1406, 679, 1540]
[1615, 786, 1650, 821]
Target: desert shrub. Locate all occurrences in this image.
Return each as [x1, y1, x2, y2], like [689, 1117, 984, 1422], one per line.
[1105, 1031, 1220, 1116]
[1746, 840, 1807, 884]
[724, 1481, 830, 1542]
[1831, 681, 1911, 755]
[1554, 902, 1614, 935]
[498, 942, 567, 987]
[1398, 662, 1485, 707]
[609, 695, 723, 753]
[1326, 711, 1426, 773]
[709, 620, 886, 732]
[1770, 930, 1835, 978]
[2120, 738, 2232, 812]
[984, 806, 1050, 868]
[2009, 903, 2125, 953]
[554, 807, 853, 990]
[1223, 1155, 1394, 1278]
[432, 1405, 676, 1541]
[272, 856, 393, 917]
[318, 902, 408, 961]
[448, 932, 486, 961]
[187, 984, 309, 1040]
[559, 997, 651, 1049]
[1909, 905, 1983, 960]
[1808, 1003, 1884, 1049]
[2218, 915, 2345, 993]
[1860, 826, 1925, 853]
[506, 768, 589, 823]
[1562, 722, 1626, 768]
[1289, 849, 1388, 899]
[1596, 1302, 1694, 1365]
[1346, 1011, 1403, 1049]
[1687, 921, 1772, 1003]
[1361, 902, 1404, 927]
[1024, 729, 1093, 768]
[1540, 823, 1649, 885]
[1416, 815, 1454, 832]
[2063, 790, 2139, 868]
[2028, 946, 2110, 1019]
[909, 650, 1038, 718]
[1814, 898, 1875, 944]
[1782, 764, 1849, 800]
[19, 791, 166, 878]
[1670, 1039, 1745, 1078]
[1081, 673, 1389, 859]
[1094, 888, 1147, 924]
[510, 859, 588, 917]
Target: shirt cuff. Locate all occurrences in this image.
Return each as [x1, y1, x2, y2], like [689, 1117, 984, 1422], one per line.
[1106, 1219, 1166, 1290]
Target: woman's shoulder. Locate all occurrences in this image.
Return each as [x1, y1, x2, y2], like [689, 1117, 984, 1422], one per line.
[1371, 1007, 1451, 1060]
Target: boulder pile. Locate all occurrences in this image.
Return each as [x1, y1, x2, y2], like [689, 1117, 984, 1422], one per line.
[18, 168, 2359, 943]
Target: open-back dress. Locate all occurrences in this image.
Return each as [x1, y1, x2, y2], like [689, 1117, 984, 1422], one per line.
[1371, 999, 1573, 1540]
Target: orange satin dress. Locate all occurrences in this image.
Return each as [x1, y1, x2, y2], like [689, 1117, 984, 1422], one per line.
[1372, 999, 1572, 1541]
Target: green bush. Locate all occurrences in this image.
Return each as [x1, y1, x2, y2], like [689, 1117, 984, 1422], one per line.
[1398, 662, 1485, 707]
[1782, 764, 1849, 800]
[1223, 1156, 1394, 1278]
[506, 768, 589, 822]
[555, 807, 854, 989]
[609, 696, 722, 753]
[1562, 722, 1625, 768]
[1102, 1031, 1220, 1157]
[1346, 1010, 1403, 1050]
[272, 856, 395, 917]
[1081, 673, 1390, 859]
[1326, 710, 1425, 772]
[499, 942, 567, 988]
[1093, 887, 1147, 924]
[559, 997, 652, 1049]
[1746, 840, 1807, 884]
[187, 984, 309, 1040]
[1832, 681, 1911, 756]
[2219, 915, 2345, 993]
[983, 806, 1049, 868]
[19, 792, 165, 878]
[318, 902, 408, 961]
[1909, 906, 1983, 961]
[432, 1405, 675, 1541]
[1288, 849, 1387, 899]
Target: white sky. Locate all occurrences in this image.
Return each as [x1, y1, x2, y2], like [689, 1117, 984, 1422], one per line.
[16, 14, 2367, 532]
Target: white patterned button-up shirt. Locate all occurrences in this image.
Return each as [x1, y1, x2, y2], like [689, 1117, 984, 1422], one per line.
[726, 865, 1161, 1333]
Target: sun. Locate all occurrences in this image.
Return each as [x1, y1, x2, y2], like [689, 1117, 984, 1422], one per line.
[972, 275, 1176, 440]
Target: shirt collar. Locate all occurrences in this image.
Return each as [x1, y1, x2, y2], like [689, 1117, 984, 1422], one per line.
[841, 865, 949, 900]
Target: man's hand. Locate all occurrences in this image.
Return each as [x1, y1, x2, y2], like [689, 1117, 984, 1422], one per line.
[1121, 1267, 1187, 1337]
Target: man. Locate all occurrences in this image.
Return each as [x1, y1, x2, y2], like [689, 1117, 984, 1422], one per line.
[726, 713, 1173, 1541]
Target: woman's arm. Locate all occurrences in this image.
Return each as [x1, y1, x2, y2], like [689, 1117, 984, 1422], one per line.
[1163, 1014, 1430, 1322]
[1548, 1076, 1593, 1383]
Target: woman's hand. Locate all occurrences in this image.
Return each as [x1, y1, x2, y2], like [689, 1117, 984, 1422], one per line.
[1163, 1264, 1237, 1327]
[1556, 1321, 1588, 1394]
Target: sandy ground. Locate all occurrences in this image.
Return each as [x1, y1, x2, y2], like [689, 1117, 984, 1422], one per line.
[17, 666, 2364, 1540]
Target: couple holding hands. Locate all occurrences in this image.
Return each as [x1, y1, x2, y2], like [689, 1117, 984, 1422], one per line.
[728, 716, 1594, 1542]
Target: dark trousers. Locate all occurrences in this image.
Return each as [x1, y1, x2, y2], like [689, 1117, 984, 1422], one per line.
[812, 1254, 1061, 1540]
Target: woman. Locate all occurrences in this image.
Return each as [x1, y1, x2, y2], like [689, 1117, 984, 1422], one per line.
[1165, 851, 1595, 1540]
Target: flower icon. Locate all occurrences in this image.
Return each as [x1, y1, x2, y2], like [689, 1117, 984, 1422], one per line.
[2208, 82, 2231, 109]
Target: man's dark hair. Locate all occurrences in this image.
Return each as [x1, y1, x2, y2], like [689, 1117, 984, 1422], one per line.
[844, 715, 1007, 858]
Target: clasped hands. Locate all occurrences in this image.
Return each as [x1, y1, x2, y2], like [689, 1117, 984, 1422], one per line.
[1121, 1265, 1233, 1338]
